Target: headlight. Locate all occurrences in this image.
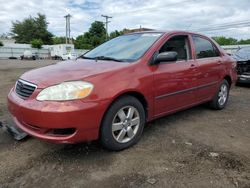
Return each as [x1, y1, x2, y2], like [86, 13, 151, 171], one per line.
[36, 81, 93, 101]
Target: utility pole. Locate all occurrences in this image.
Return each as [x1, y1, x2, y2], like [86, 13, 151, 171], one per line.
[64, 14, 72, 44]
[101, 15, 112, 40]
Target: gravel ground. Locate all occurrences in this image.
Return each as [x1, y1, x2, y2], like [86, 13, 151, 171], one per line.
[0, 60, 249, 188]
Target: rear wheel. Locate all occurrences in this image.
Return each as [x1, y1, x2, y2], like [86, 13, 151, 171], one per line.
[100, 96, 145, 151]
[209, 79, 230, 110]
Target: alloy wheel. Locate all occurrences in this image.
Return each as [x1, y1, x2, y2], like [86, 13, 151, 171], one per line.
[218, 84, 228, 106]
[111, 106, 140, 143]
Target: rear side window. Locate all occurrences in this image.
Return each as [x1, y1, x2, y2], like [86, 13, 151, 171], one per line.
[192, 36, 220, 59]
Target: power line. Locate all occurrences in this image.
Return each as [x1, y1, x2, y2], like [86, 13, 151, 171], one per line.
[193, 19, 250, 28]
[196, 24, 250, 32]
[110, 0, 196, 16]
[101, 15, 112, 40]
[192, 20, 250, 32]
[59, 0, 196, 36]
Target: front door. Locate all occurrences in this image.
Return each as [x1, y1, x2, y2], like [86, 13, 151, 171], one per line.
[153, 35, 198, 117]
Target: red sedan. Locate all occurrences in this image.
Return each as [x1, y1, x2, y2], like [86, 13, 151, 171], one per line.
[8, 31, 237, 150]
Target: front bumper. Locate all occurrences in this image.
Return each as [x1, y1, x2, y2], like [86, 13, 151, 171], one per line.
[237, 74, 250, 83]
[7, 88, 109, 143]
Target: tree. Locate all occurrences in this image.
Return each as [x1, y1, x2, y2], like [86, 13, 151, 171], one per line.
[212, 36, 238, 45]
[31, 39, 43, 49]
[0, 41, 3, 46]
[88, 21, 106, 46]
[74, 21, 106, 49]
[238, 39, 250, 45]
[212, 36, 250, 45]
[53, 36, 66, 44]
[110, 30, 124, 39]
[89, 21, 106, 38]
[11, 13, 53, 44]
[74, 32, 93, 49]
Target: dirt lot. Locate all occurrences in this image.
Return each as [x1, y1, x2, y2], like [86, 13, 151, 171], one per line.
[0, 60, 249, 188]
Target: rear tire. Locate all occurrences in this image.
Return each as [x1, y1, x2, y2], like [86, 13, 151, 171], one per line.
[209, 79, 230, 110]
[100, 96, 145, 151]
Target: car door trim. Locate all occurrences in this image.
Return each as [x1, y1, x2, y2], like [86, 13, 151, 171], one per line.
[156, 81, 218, 100]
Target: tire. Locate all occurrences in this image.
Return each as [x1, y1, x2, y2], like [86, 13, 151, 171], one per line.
[209, 79, 230, 110]
[100, 95, 145, 151]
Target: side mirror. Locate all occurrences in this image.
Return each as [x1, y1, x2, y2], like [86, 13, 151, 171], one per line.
[154, 51, 178, 64]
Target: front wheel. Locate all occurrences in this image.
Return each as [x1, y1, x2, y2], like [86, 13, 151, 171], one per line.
[100, 96, 145, 151]
[209, 79, 230, 110]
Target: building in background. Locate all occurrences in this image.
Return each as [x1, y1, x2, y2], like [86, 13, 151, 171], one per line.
[123, 27, 154, 34]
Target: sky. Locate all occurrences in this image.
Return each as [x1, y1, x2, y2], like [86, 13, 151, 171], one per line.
[0, 0, 250, 39]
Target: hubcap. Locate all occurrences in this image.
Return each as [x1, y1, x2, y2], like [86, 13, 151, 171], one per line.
[112, 106, 140, 143]
[218, 84, 228, 106]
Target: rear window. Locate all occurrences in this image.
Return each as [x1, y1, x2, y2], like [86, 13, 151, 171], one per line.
[192, 36, 220, 59]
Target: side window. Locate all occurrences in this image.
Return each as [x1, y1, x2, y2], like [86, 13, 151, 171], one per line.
[192, 36, 220, 59]
[159, 35, 191, 61]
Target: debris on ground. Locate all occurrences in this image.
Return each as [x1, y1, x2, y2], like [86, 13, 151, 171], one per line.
[146, 178, 157, 185]
[209, 152, 220, 157]
[185, 142, 193, 146]
[0, 121, 28, 141]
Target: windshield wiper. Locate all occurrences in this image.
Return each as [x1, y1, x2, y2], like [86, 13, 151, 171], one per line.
[76, 55, 95, 60]
[93, 56, 124, 62]
[77, 55, 124, 62]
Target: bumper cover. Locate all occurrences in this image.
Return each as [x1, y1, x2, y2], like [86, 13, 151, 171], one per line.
[238, 74, 250, 83]
[8, 88, 109, 143]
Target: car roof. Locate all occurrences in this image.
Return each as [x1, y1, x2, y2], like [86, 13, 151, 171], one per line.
[126, 30, 205, 37]
[124, 30, 225, 54]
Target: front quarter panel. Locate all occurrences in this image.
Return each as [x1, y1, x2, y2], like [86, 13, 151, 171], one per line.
[222, 55, 237, 86]
[83, 62, 155, 120]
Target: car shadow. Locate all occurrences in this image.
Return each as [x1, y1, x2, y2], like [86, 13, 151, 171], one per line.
[45, 104, 207, 160]
[0, 103, 216, 165]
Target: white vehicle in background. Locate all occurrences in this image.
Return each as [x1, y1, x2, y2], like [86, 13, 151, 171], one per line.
[20, 50, 38, 60]
[61, 52, 78, 60]
[49, 44, 76, 60]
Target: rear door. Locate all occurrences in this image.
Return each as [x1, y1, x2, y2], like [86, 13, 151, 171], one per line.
[191, 35, 223, 102]
[153, 35, 199, 117]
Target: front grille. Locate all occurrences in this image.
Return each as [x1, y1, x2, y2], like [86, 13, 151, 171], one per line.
[15, 79, 37, 99]
[237, 61, 250, 74]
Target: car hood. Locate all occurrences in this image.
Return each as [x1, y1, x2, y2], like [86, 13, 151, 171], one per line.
[20, 59, 129, 88]
[233, 48, 250, 61]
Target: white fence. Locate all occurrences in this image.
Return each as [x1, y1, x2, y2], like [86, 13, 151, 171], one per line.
[0, 47, 50, 59]
[0, 47, 88, 59]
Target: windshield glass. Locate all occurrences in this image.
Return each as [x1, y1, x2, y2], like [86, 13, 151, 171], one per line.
[83, 33, 163, 62]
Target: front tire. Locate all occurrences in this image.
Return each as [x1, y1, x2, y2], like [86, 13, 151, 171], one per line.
[100, 96, 145, 151]
[209, 79, 230, 110]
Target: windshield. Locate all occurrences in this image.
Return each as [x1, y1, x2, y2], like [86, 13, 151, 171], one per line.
[83, 33, 163, 62]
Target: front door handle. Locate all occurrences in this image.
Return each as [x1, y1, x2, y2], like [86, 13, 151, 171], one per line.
[190, 64, 196, 69]
[217, 60, 222, 64]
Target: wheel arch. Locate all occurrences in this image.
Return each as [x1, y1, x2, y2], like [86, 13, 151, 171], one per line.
[99, 90, 149, 138]
[223, 75, 232, 87]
